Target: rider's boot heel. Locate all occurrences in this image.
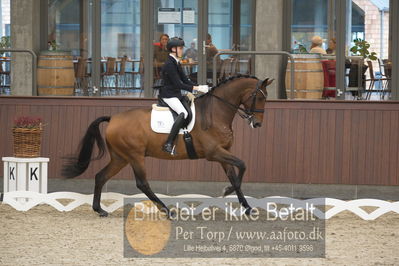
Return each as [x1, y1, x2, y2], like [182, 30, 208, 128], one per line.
[162, 113, 185, 155]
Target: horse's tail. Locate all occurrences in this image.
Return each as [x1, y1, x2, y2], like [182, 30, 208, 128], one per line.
[62, 116, 111, 178]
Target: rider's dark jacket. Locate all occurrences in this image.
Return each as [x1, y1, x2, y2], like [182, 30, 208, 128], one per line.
[159, 55, 196, 99]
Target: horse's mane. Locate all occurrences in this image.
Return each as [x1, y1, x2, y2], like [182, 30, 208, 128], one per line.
[196, 74, 259, 100]
[196, 74, 259, 130]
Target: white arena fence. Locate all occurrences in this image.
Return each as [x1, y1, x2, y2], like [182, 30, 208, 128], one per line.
[1, 191, 399, 221]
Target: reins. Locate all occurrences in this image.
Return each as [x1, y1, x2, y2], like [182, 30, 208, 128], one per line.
[208, 79, 267, 121]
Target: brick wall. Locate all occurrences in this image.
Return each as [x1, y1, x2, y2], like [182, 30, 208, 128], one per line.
[352, 0, 390, 82]
[352, 0, 389, 59]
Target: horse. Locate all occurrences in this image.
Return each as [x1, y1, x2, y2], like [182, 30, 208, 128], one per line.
[62, 75, 273, 217]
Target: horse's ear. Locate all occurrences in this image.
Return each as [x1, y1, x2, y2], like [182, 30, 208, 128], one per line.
[262, 78, 274, 87]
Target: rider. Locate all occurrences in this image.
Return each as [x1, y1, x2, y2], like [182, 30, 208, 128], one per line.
[160, 37, 209, 155]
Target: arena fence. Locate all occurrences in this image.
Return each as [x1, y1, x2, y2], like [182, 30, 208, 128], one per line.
[1, 191, 399, 221]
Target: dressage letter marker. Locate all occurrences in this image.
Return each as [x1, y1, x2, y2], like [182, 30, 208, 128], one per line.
[9, 166, 15, 180]
[30, 167, 39, 181]
[2, 157, 49, 202]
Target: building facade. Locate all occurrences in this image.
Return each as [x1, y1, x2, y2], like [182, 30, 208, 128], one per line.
[1, 0, 399, 184]
[3, 0, 397, 100]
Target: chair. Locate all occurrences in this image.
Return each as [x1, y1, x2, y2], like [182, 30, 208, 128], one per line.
[0, 58, 10, 95]
[123, 57, 144, 96]
[249, 56, 253, 75]
[74, 58, 91, 96]
[365, 61, 389, 100]
[217, 59, 228, 83]
[320, 60, 336, 98]
[101, 57, 117, 95]
[379, 59, 392, 99]
[378, 58, 387, 78]
[230, 57, 239, 76]
[152, 59, 163, 97]
[115, 56, 128, 94]
[217, 57, 238, 83]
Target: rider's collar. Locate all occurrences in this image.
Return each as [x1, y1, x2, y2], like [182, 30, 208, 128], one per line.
[169, 53, 181, 64]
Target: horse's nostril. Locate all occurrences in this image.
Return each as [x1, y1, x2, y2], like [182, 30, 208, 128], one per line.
[254, 122, 262, 128]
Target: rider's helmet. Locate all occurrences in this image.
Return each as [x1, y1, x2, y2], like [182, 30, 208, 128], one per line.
[167, 37, 185, 52]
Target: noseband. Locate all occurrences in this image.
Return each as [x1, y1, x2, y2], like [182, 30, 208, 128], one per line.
[209, 79, 267, 122]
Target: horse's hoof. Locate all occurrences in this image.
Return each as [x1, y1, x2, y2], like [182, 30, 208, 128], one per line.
[99, 211, 109, 217]
[245, 207, 253, 216]
[94, 207, 108, 217]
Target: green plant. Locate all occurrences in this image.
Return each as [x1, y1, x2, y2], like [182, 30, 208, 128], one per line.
[298, 44, 308, 53]
[48, 40, 59, 51]
[0, 36, 11, 57]
[350, 38, 377, 61]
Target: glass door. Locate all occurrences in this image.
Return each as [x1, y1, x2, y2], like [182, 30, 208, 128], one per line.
[100, 0, 142, 96]
[149, 0, 254, 92]
[152, 0, 199, 96]
[345, 0, 391, 100]
[206, 0, 254, 85]
[48, 0, 93, 96]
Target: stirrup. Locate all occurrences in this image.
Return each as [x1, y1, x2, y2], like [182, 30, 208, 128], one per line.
[170, 145, 177, 156]
[162, 143, 177, 156]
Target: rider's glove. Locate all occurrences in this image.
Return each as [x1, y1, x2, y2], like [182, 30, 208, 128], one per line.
[196, 85, 209, 94]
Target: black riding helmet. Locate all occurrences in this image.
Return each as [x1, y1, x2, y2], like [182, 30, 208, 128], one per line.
[167, 37, 185, 52]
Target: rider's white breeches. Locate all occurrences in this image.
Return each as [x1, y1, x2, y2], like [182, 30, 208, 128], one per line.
[162, 97, 188, 119]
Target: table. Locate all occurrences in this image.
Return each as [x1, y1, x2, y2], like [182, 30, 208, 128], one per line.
[181, 61, 198, 76]
[382, 62, 392, 94]
[383, 62, 392, 78]
[0, 57, 10, 92]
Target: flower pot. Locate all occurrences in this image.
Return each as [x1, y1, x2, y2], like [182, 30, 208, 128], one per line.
[12, 128, 43, 157]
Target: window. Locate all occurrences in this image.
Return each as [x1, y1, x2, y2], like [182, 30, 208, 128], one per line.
[288, 0, 394, 101]
[0, 0, 11, 95]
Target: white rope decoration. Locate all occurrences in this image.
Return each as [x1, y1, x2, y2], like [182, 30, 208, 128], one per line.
[2, 191, 399, 220]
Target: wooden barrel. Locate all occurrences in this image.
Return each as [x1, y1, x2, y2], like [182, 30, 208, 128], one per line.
[285, 54, 324, 99]
[37, 51, 75, 96]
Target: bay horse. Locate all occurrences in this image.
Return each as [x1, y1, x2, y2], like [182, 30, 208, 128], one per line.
[62, 75, 273, 217]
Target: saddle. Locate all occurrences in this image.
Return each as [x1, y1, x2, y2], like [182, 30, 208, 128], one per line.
[150, 94, 196, 134]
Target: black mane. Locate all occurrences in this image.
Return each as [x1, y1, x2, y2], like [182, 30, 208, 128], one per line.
[196, 74, 259, 100]
[195, 74, 259, 130]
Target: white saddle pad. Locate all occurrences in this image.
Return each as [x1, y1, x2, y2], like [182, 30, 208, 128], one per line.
[150, 101, 195, 134]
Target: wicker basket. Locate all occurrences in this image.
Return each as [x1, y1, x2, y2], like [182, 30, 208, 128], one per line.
[12, 128, 43, 157]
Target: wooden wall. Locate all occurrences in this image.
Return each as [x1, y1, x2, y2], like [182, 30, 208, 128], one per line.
[1, 96, 399, 185]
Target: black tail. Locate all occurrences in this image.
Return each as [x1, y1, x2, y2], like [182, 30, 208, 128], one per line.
[62, 116, 111, 178]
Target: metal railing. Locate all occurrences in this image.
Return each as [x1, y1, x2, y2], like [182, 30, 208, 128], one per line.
[212, 51, 296, 99]
[0, 49, 38, 95]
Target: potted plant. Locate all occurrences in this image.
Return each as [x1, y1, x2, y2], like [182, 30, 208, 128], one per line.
[347, 38, 377, 92]
[47, 40, 59, 51]
[12, 116, 44, 157]
[0, 36, 11, 57]
[350, 38, 377, 61]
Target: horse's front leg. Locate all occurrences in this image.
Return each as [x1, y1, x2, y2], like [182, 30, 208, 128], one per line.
[130, 157, 174, 219]
[207, 146, 252, 215]
[220, 163, 239, 197]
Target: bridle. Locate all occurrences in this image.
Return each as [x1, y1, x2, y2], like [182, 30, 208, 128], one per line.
[209, 79, 267, 122]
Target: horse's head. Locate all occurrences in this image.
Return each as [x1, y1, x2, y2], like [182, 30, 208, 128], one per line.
[240, 78, 274, 128]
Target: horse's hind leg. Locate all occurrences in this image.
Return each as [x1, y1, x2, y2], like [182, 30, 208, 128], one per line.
[130, 157, 172, 218]
[92, 156, 127, 217]
[208, 146, 252, 214]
